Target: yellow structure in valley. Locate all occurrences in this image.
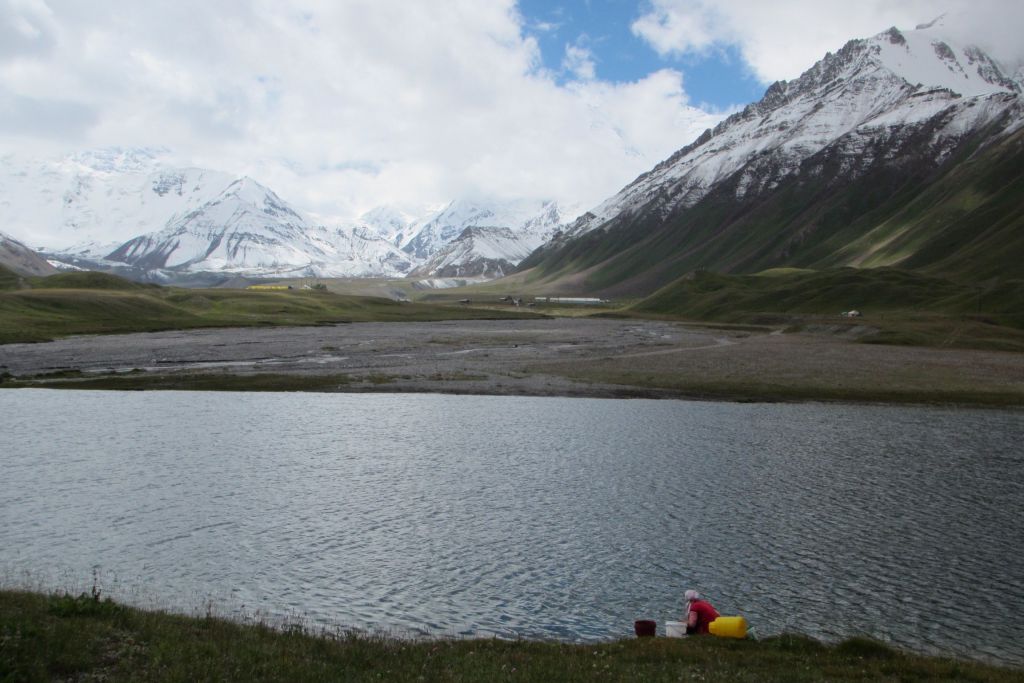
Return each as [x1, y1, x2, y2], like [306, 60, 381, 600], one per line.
[709, 616, 748, 638]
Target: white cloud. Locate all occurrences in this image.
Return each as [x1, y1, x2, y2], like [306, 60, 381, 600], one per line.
[0, 0, 57, 60]
[632, 0, 1024, 84]
[563, 41, 597, 81]
[0, 90, 96, 138]
[6, 1, 1016, 227]
[0, 0, 723, 223]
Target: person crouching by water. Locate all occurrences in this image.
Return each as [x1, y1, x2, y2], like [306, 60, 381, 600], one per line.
[684, 589, 719, 635]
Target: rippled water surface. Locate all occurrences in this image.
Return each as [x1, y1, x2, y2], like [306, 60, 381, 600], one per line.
[1, 390, 1022, 665]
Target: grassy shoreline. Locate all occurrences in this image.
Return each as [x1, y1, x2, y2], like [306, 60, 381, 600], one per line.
[2, 589, 1019, 682]
[3, 369, 1022, 409]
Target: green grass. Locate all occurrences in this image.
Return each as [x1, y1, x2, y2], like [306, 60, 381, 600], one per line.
[753, 267, 818, 278]
[531, 366, 1024, 407]
[0, 265, 23, 290]
[0, 370, 492, 392]
[0, 268, 540, 344]
[630, 268, 1024, 350]
[1, 372, 356, 392]
[1, 590, 1018, 682]
[26, 270, 160, 291]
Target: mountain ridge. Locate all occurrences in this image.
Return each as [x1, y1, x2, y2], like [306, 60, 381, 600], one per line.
[518, 22, 1023, 296]
[0, 150, 576, 284]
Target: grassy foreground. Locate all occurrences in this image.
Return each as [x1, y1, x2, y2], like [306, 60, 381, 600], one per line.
[1, 591, 1018, 682]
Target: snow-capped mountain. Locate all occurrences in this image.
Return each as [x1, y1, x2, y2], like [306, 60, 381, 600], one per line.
[107, 178, 415, 278]
[561, 22, 1020, 242]
[0, 148, 576, 283]
[408, 227, 537, 279]
[108, 177, 324, 273]
[0, 231, 56, 277]
[0, 148, 551, 281]
[326, 225, 418, 277]
[408, 200, 571, 279]
[357, 206, 419, 246]
[523, 20, 1023, 292]
[0, 148, 234, 256]
[399, 199, 568, 260]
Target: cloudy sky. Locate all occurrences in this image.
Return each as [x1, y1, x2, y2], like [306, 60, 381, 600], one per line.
[2, 0, 1021, 221]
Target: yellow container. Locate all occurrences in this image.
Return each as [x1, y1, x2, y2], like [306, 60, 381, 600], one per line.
[708, 616, 747, 639]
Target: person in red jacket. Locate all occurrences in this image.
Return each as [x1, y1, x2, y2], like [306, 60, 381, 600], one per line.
[684, 589, 720, 635]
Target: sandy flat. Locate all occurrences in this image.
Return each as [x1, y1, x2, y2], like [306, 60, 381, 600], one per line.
[1, 319, 1022, 404]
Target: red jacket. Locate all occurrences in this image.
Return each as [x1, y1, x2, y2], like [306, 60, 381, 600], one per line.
[689, 600, 720, 634]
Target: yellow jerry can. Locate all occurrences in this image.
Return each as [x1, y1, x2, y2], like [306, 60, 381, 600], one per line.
[708, 616, 747, 638]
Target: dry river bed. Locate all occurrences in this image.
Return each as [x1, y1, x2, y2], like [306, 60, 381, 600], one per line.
[1, 319, 1022, 405]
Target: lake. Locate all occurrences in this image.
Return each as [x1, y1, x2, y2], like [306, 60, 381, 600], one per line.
[1, 389, 1021, 666]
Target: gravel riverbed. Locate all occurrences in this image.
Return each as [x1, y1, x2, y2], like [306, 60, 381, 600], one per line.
[2, 318, 1022, 404]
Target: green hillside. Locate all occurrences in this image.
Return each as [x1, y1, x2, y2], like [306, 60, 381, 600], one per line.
[27, 270, 161, 291]
[0, 264, 21, 290]
[0, 271, 537, 344]
[521, 123, 1024, 298]
[819, 124, 1024, 279]
[631, 268, 1024, 349]
[635, 268, 1022, 319]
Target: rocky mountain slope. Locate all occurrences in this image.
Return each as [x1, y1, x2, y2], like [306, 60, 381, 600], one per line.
[520, 21, 1023, 295]
[0, 231, 57, 277]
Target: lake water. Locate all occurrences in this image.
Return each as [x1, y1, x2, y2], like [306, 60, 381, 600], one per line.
[1, 389, 1022, 666]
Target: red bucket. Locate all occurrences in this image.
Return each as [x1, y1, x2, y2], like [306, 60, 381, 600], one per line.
[634, 619, 657, 637]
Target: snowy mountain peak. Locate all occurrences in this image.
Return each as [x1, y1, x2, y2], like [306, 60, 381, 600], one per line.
[0, 150, 236, 253]
[358, 205, 418, 244]
[749, 23, 1016, 122]
[556, 21, 1022, 243]
[214, 176, 303, 221]
[400, 197, 569, 261]
[405, 198, 576, 279]
[869, 23, 1019, 97]
[94, 169, 418, 279]
[409, 225, 536, 280]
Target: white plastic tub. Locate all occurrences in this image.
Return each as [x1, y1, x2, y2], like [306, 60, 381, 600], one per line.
[665, 621, 688, 638]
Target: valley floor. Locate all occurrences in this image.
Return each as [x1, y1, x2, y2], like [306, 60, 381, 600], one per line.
[1, 318, 1022, 406]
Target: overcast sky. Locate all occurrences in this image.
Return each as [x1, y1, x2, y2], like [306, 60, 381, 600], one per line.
[2, 0, 1021, 220]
